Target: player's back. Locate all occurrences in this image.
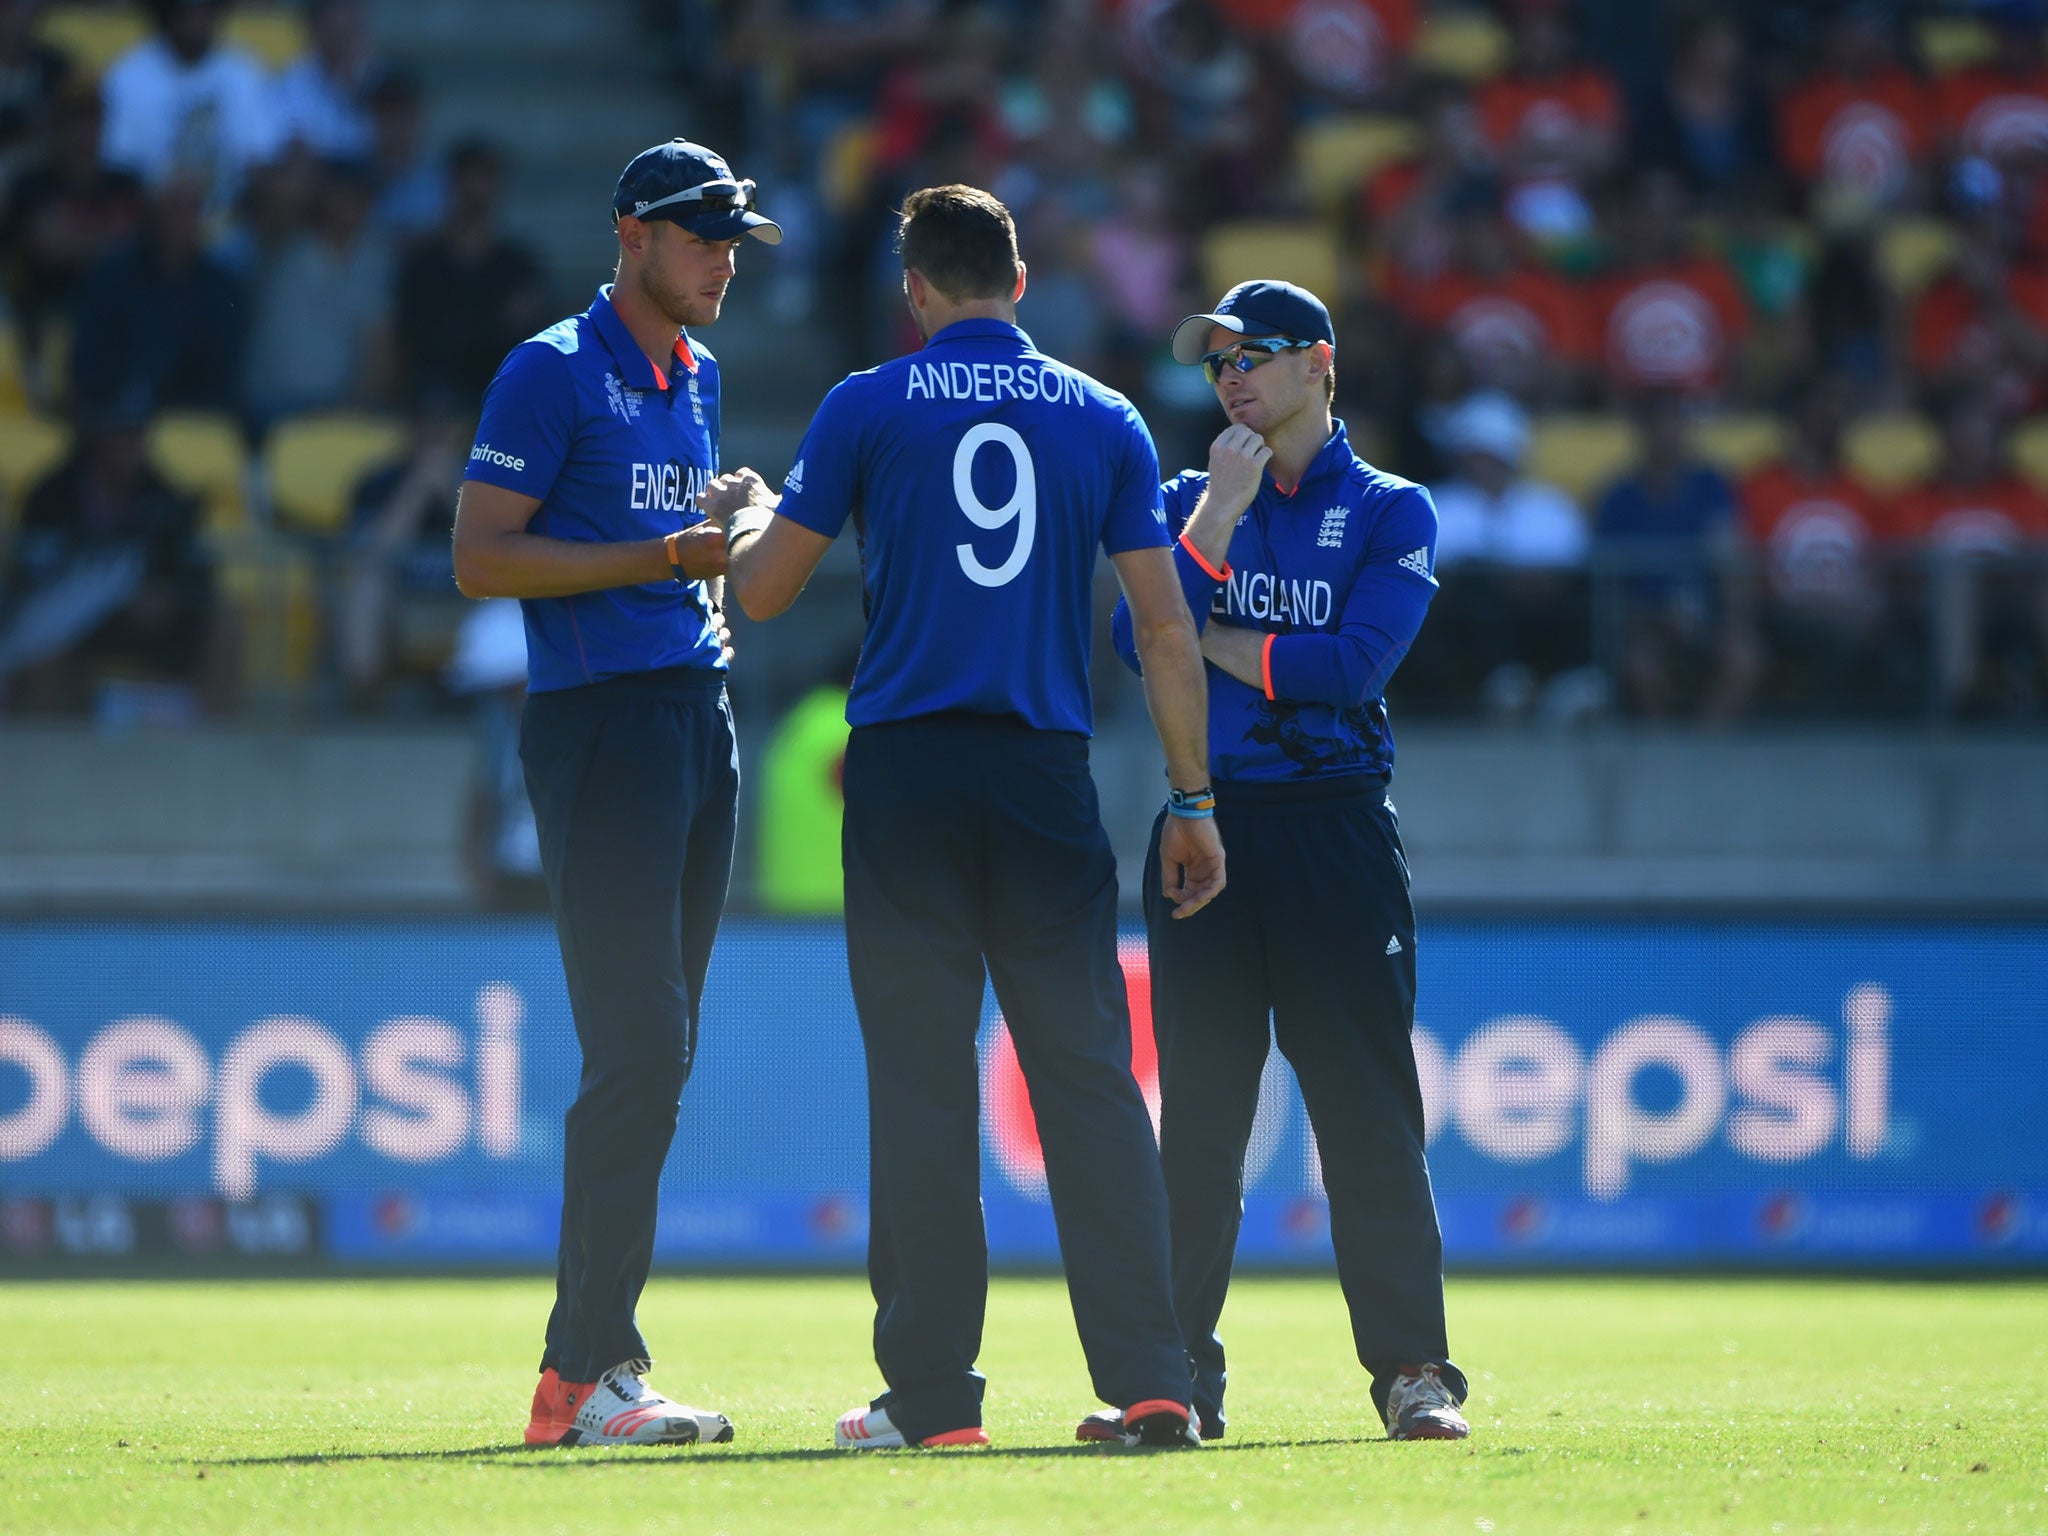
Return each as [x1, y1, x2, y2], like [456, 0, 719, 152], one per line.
[777, 318, 1168, 735]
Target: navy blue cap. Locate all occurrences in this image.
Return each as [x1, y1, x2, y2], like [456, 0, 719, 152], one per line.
[1171, 280, 1335, 364]
[612, 139, 781, 245]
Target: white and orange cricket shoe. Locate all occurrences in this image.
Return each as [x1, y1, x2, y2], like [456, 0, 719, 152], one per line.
[532, 1360, 732, 1447]
[833, 1404, 988, 1449]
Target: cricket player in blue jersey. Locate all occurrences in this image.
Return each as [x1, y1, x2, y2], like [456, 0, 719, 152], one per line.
[451, 138, 778, 1448]
[704, 184, 1223, 1451]
[1107, 280, 1471, 1443]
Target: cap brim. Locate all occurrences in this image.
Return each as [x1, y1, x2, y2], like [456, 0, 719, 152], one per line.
[1170, 312, 1248, 364]
[639, 207, 784, 245]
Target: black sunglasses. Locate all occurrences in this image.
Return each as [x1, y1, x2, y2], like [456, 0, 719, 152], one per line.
[1200, 336, 1314, 384]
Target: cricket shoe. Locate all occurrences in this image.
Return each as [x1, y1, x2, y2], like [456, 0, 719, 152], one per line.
[524, 1368, 572, 1446]
[1382, 1363, 1469, 1441]
[550, 1360, 733, 1447]
[1074, 1399, 1203, 1448]
[834, 1404, 988, 1449]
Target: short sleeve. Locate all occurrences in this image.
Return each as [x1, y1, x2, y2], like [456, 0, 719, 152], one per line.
[1099, 404, 1170, 556]
[775, 378, 864, 540]
[1159, 471, 1205, 538]
[464, 342, 575, 501]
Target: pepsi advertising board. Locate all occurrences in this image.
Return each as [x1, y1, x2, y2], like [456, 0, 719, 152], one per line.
[1, 919, 2043, 1268]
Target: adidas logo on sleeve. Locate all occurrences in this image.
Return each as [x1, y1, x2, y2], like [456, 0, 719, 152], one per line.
[1397, 547, 1434, 582]
[784, 459, 805, 494]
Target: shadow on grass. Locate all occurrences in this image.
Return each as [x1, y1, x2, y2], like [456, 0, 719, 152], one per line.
[200, 1435, 1381, 1469]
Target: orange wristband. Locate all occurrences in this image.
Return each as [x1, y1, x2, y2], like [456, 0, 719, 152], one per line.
[665, 529, 685, 584]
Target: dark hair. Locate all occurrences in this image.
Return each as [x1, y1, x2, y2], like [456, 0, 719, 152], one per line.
[897, 184, 1020, 302]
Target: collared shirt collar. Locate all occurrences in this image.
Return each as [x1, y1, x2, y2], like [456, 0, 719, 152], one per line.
[1268, 418, 1353, 499]
[923, 317, 1032, 349]
[588, 283, 696, 393]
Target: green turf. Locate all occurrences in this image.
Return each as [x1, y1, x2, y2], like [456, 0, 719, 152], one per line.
[2, 1275, 2043, 1534]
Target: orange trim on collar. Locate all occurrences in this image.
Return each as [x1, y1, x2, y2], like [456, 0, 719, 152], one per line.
[674, 335, 697, 373]
[1179, 531, 1231, 583]
[1260, 632, 1277, 701]
[647, 352, 669, 391]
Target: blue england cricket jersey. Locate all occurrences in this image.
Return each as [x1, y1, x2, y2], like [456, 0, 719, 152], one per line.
[464, 285, 725, 692]
[775, 318, 1170, 733]
[1111, 420, 1438, 783]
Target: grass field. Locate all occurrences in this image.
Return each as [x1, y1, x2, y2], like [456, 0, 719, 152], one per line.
[2, 1275, 2043, 1534]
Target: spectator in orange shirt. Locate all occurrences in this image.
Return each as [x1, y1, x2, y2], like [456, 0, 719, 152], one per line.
[1890, 396, 2048, 715]
[1934, 0, 2048, 170]
[1740, 376, 1902, 712]
[1593, 171, 1750, 397]
[1776, 8, 1934, 213]
[1388, 193, 1593, 403]
[1475, 1, 1623, 184]
[1909, 214, 2048, 412]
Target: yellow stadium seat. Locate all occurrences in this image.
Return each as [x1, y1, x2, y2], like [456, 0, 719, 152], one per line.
[1693, 413, 1787, 479]
[1843, 411, 1941, 491]
[149, 411, 249, 535]
[820, 121, 878, 217]
[0, 324, 27, 415]
[0, 412, 70, 514]
[1200, 222, 1341, 306]
[1412, 9, 1511, 81]
[263, 413, 406, 534]
[1296, 115, 1420, 215]
[1877, 218, 1957, 300]
[1527, 415, 1640, 504]
[2006, 416, 2048, 493]
[33, 3, 149, 77]
[214, 529, 321, 694]
[1916, 16, 1995, 74]
[222, 4, 308, 68]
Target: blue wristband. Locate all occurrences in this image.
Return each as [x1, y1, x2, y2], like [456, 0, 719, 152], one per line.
[1166, 786, 1216, 819]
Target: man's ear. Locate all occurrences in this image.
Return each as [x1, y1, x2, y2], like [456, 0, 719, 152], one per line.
[1311, 340, 1334, 382]
[616, 213, 649, 261]
[904, 267, 929, 309]
[1012, 262, 1027, 304]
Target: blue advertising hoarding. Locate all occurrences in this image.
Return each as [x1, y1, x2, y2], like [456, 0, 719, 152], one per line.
[1, 917, 2043, 1267]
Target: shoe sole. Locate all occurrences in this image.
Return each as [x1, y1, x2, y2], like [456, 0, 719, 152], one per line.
[1123, 1400, 1200, 1450]
[1390, 1420, 1469, 1442]
[556, 1417, 734, 1448]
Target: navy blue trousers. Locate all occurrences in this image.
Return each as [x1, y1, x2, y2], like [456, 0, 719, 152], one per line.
[842, 713, 1187, 1443]
[520, 667, 738, 1384]
[1143, 774, 1466, 1432]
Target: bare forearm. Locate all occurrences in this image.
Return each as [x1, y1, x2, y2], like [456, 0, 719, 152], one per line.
[1200, 623, 1266, 690]
[453, 528, 670, 599]
[1179, 487, 1240, 569]
[1134, 615, 1212, 792]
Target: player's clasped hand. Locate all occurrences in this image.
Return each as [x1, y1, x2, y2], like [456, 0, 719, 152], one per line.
[1159, 815, 1226, 919]
[696, 467, 775, 529]
[1206, 424, 1274, 515]
[669, 522, 731, 578]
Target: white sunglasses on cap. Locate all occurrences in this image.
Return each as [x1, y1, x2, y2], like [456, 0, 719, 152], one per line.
[621, 177, 760, 223]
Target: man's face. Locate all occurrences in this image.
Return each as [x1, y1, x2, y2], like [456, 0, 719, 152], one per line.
[635, 220, 741, 329]
[1206, 323, 1322, 437]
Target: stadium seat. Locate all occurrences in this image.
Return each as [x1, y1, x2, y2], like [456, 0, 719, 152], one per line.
[222, 4, 308, 68]
[33, 3, 149, 77]
[1200, 222, 1341, 307]
[1411, 9, 1510, 81]
[1296, 115, 1420, 215]
[149, 412, 250, 535]
[1916, 16, 1995, 74]
[1876, 218, 1957, 301]
[1843, 411, 1941, 492]
[0, 323, 27, 414]
[0, 411, 70, 515]
[820, 121, 878, 217]
[1693, 414, 1787, 479]
[214, 530, 321, 693]
[1527, 415, 1640, 504]
[2006, 416, 2048, 493]
[263, 413, 406, 535]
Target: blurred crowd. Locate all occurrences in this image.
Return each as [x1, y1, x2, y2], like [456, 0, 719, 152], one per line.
[692, 0, 2048, 722]
[0, 0, 544, 721]
[4, 0, 2048, 727]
